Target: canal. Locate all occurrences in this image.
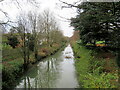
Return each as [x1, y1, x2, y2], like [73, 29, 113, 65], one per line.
[15, 44, 79, 88]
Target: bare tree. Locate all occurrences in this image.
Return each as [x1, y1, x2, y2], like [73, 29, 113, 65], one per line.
[43, 10, 51, 46]
[17, 13, 31, 69]
[28, 11, 40, 60]
[42, 10, 56, 47]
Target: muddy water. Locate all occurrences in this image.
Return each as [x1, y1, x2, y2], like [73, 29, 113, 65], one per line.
[15, 44, 79, 88]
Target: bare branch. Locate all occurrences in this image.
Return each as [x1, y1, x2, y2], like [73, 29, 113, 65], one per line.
[73, 0, 82, 5]
[0, 0, 4, 2]
[59, 0, 79, 8]
[14, 0, 22, 10]
[0, 19, 17, 25]
[27, 0, 41, 8]
[0, 9, 9, 17]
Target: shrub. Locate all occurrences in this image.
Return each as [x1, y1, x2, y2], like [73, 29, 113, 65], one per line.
[7, 36, 19, 48]
[2, 59, 24, 89]
[2, 43, 12, 50]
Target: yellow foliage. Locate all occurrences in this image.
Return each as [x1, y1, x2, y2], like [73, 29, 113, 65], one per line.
[96, 44, 106, 47]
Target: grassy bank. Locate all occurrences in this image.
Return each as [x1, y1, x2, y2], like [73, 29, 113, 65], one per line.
[2, 42, 66, 89]
[72, 42, 118, 88]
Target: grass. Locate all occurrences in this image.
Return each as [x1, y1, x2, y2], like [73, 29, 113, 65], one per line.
[72, 42, 118, 88]
[2, 48, 22, 62]
[72, 43, 91, 84]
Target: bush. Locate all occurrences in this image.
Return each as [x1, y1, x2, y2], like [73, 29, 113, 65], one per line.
[2, 43, 12, 50]
[7, 36, 19, 48]
[2, 59, 24, 89]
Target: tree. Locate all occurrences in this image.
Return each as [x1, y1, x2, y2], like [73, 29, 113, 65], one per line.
[17, 13, 32, 69]
[28, 12, 39, 60]
[71, 2, 120, 46]
[70, 2, 120, 71]
[42, 10, 55, 47]
[49, 29, 63, 44]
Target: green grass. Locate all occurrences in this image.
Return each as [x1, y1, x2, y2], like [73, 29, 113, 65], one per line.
[72, 43, 91, 84]
[2, 45, 22, 62]
[72, 43, 118, 88]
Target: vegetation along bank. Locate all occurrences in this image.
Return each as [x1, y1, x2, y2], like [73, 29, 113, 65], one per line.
[2, 10, 68, 89]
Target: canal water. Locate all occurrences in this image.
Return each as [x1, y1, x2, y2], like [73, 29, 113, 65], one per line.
[15, 44, 79, 88]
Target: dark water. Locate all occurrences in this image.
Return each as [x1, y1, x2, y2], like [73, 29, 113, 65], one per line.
[15, 44, 79, 88]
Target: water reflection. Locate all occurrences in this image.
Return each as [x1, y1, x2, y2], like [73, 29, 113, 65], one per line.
[15, 44, 79, 88]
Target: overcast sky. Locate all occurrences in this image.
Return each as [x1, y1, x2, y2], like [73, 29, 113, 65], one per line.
[0, 0, 79, 37]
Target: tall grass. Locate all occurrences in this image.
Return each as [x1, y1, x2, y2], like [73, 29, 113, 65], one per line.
[72, 43, 118, 88]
